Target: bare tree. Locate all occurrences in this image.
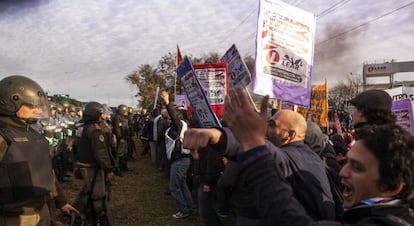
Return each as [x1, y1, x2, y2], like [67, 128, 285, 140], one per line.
[329, 73, 362, 111]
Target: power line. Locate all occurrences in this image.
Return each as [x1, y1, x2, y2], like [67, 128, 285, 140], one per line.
[317, 0, 351, 18]
[291, 0, 306, 6]
[316, 1, 414, 46]
[226, 0, 352, 49]
[218, 6, 257, 45]
[218, 1, 414, 55]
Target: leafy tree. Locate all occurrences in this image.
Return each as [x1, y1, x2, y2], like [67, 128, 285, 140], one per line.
[125, 64, 167, 109]
[158, 52, 178, 94]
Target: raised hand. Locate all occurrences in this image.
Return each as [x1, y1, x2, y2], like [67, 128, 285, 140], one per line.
[222, 86, 268, 151]
[160, 90, 170, 105]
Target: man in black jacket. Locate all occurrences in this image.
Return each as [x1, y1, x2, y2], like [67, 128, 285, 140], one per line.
[218, 87, 414, 225]
[74, 101, 114, 226]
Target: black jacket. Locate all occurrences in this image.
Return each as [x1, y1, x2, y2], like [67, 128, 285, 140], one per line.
[197, 146, 224, 185]
[220, 128, 335, 221]
[0, 116, 54, 215]
[77, 122, 113, 172]
[240, 146, 414, 226]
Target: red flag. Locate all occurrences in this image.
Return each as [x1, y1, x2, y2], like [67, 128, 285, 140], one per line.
[176, 45, 182, 67]
[334, 112, 343, 137]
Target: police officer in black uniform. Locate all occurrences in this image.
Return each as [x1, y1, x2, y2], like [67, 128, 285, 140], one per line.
[0, 75, 78, 226]
[73, 101, 113, 226]
[112, 104, 130, 175]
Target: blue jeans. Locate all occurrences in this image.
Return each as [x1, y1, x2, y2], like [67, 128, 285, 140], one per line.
[170, 157, 195, 214]
[198, 183, 224, 226]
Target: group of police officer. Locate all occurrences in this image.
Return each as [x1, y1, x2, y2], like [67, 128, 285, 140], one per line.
[0, 75, 140, 226]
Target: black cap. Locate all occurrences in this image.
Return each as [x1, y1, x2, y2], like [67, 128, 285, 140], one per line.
[350, 89, 392, 112]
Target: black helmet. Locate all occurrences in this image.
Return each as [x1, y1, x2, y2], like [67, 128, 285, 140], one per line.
[81, 101, 105, 122]
[0, 75, 49, 120]
[118, 104, 128, 116]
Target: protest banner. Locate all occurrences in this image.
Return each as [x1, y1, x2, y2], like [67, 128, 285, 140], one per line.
[392, 99, 414, 135]
[220, 44, 251, 88]
[385, 86, 414, 111]
[309, 83, 328, 127]
[174, 94, 189, 109]
[254, 0, 316, 107]
[176, 56, 221, 128]
[191, 63, 229, 118]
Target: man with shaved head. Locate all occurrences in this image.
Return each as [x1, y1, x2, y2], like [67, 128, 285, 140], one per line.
[267, 109, 307, 147]
[266, 109, 335, 221]
[183, 101, 335, 224]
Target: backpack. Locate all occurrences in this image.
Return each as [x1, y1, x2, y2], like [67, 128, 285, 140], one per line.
[165, 120, 189, 162]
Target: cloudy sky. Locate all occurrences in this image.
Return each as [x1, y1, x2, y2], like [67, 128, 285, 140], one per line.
[1, 0, 413, 107]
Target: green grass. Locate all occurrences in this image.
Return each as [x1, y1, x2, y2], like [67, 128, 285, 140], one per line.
[61, 139, 235, 225]
[62, 157, 202, 226]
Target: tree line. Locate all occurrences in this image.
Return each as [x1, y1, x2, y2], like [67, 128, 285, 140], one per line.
[125, 51, 361, 112]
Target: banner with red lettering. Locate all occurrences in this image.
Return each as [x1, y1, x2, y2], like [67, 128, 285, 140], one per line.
[176, 56, 221, 128]
[187, 63, 229, 119]
[254, 0, 316, 107]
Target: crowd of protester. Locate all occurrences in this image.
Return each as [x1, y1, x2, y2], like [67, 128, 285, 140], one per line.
[1, 74, 413, 226]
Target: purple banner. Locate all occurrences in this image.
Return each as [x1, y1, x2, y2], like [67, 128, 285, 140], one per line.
[254, 0, 316, 107]
[392, 99, 414, 135]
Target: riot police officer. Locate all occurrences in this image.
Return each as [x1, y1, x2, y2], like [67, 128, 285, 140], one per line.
[112, 104, 130, 175]
[74, 101, 113, 226]
[0, 75, 78, 226]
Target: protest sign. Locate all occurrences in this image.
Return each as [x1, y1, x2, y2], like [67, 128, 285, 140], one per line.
[220, 44, 251, 88]
[176, 56, 221, 128]
[254, 0, 316, 107]
[392, 99, 414, 135]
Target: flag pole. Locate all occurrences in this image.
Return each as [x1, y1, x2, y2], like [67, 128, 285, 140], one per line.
[244, 87, 259, 112]
[325, 78, 329, 133]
